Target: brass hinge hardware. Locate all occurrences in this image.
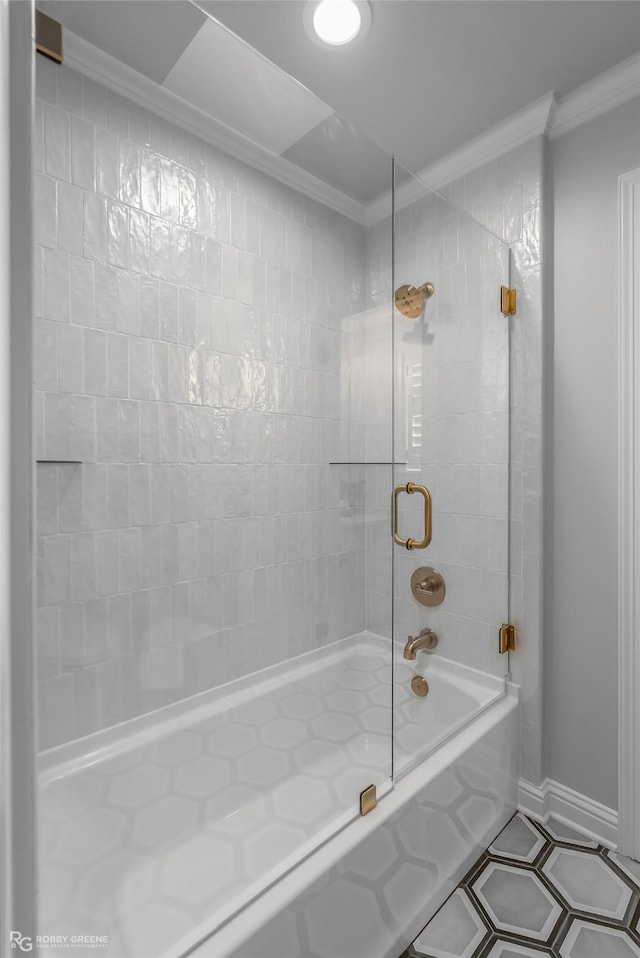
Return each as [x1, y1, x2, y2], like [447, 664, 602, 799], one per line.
[501, 286, 517, 316]
[499, 623, 516, 654]
[36, 10, 64, 64]
[360, 784, 377, 816]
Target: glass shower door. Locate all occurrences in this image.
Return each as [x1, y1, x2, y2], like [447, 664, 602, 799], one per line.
[391, 163, 511, 778]
[33, 7, 396, 954]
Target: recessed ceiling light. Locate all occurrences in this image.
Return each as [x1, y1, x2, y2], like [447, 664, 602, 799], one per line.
[304, 0, 371, 48]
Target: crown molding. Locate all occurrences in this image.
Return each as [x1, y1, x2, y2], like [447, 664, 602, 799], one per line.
[63, 31, 368, 226]
[421, 92, 556, 192]
[365, 52, 640, 225]
[63, 29, 640, 231]
[550, 52, 640, 141]
[364, 93, 555, 227]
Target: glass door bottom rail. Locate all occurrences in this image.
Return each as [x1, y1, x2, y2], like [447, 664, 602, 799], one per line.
[38, 633, 504, 958]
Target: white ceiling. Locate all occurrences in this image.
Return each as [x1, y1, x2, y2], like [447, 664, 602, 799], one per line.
[199, 0, 640, 171]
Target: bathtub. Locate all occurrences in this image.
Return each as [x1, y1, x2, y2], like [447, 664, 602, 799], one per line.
[38, 632, 518, 958]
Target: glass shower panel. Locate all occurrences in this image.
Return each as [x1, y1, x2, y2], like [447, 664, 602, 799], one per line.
[391, 164, 511, 778]
[33, 6, 394, 954]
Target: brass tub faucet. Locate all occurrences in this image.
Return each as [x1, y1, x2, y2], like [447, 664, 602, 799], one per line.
[403, 628, 438, 660]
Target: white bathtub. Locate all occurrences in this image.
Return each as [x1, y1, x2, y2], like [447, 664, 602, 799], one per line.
[393, 648, 505, 777]
[38, 632, 517, 958]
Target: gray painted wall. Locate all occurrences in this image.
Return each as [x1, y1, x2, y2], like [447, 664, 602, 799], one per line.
[546, 96, 640, 810]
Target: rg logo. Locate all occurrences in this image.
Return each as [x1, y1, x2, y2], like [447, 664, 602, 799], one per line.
[9, 932, 33, 952]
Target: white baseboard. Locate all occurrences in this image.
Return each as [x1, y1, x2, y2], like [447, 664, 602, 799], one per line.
[518, 778, 547, 821]
[518, 777, 618, 850]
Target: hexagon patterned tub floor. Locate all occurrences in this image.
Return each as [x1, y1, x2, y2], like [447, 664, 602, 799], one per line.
[405, 812, 640, 958]
[39, 633, 503, 958]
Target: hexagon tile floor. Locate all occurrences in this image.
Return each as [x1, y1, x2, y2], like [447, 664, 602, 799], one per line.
[404, 812, 640, 958]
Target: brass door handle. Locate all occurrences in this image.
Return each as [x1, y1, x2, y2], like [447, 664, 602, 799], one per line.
[393, 482, 432, 550]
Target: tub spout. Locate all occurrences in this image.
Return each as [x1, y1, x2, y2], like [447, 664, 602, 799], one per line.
[403, 628, 438, 659]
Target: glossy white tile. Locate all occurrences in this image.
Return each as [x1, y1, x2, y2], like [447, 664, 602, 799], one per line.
[36, 64, 370, 746]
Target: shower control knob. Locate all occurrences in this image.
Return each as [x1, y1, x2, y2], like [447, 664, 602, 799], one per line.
[411, 567, 446, 606]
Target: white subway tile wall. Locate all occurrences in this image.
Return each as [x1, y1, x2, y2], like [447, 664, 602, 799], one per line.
[422, 145, 544, 781]
[441, 141, 545, 784]
[34, 58, 374, 749]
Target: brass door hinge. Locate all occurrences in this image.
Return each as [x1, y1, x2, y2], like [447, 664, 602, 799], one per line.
[501, 286, 517, 316]
[499, 623, 516, 654]
[360, 784, 377, 816]
[36, 10, 64, 64]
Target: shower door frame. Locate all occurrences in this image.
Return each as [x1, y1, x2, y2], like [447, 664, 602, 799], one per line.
[618, 166, 640, 861]
[0, 0, 37, 948]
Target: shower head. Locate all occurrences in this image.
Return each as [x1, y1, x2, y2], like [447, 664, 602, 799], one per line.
[395, 282, 434, 319]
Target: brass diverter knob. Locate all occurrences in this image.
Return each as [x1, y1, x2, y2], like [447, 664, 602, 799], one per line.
[411, 567, 446, 607]
[411, 675, 429, 697]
